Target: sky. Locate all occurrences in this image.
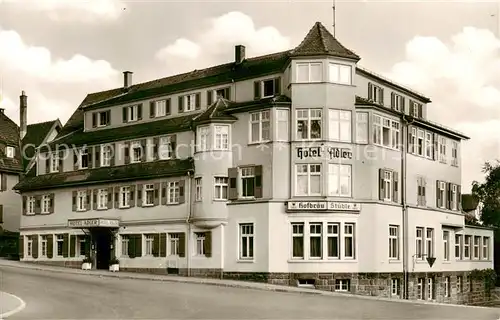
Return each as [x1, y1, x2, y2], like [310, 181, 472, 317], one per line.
[0, 0, 499, 192]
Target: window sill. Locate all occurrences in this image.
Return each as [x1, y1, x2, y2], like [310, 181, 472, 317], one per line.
[388, 259, 401, 264]
[76, 209, 87, 212]
[97, 207, 108, 211]
[213, 199, 228, 202]
[237, 259, 254, 263]
[166, 202, 180, 206]
[248, 141, 271, 146]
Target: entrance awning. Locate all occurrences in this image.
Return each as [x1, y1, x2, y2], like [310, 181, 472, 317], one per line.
[67, 218, 120, 228]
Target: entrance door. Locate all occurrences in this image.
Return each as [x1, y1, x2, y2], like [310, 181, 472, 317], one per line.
[95, 231, 112, 270]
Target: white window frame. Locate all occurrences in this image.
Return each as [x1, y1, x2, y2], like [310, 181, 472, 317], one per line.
[214, 125, 229, 150]
[155, 99, 167, 117]
[240, 167, 256, 198]
[214, 177, 228, 200]
[184, 94, 196, 112]
[145, 235, 154, 256]
[195, 177, 202, 202]
[451, 141, 458, 166]
[101, 145, 111, 167]
[26, 236, 33, 257]
[416, 227, 424, 259]
[41, 195, 50, 214]
[483, 237, 490, 260]
[334, 279, 350, 292]
[250, 110, 271, 143]
[261, 79, 277, 98]
[389, 225, 399, 260]
[455, 234, 463, 259]
[451, 184, 457, 210]
[355, 112, 368, 144]
[127, 105, 138, 122]
[383, 170, 393, 201]
[425, 132, 433, 159]
[97, 188, 108, 210]
[77, 190, 86, 211]
[195, 232, 205, 256]
[295, 164, 322, 196]
[438, 136, 447, 163]
[372, 114, 400, 150]
[309, 223, 323, 259]
[143, 184, 154, 206]
[197, 126, 210, 152]
[464, 235, 471, 259]
[416, 129, 425, 156]
[77, 236, 86, 257]
[369, 83, 383, 103]
[393, 94, 404, 112]
[344, 223, 355, 259]
[444, 276, 451, 298]
[40, 235, 48, 257]
[27, 196, 36, 215]
[410, 101, 421, 117]
[296, 62, 322, 83]
[98, 111, 109, 127]
[417, 278, 424, 300]
[50, 153, 59, 173]
[130, 141, 142, 163]
[427, 278, 434, 301]
[79, 148, 89, 169]
[56, 234, 64, 257]
[169, 233, 179, 256]
[6, 146, 15, 158]
[391, 278, 400, 297]
[329, 63, 351, 85]
[291, 223, 304, 259]
[276, 109, 289, 142]
[438, 181, 446, 208]
[167, 181, 180, 204]
[119, 186, 130, 208]
[239, 223, 254, 260]
[426, 228, 434, 257]
[443, 230, 450, 261]
[328, 109, 351, 142]
[328, 164, 351, 197]
[121, 236, 129, 257]
[473, 236, 480, 260]
[296, 109, 322, 140]
[159, 135, 174, 160]
[327, 223, 339, 259]
[457, 276, 462, 293]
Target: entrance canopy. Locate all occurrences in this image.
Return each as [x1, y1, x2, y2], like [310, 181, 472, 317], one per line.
[67, 218, 120, 229]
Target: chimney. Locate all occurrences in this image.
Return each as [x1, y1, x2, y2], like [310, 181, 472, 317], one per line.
[123, 71, 133, 89]
[20, 90, 27, 140]
[235, 45, 245, 64]
[0, 108, 4, 114]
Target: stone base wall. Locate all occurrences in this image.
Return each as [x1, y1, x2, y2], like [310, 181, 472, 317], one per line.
[25, 260, 82, 269]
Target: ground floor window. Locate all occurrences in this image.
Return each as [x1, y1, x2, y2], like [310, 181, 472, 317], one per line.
[40, 235, 48, 257]
[239, 223, 254, 260]
[195, 233, 205, 256]
[335, 279, 350, 292]
[121, 236, 129, 257]
[427, 277, 434, 300]
[77, 236, 86, 256]
[169, 233, 179, 256]
[391, 278, 400, 297]
[145, 235, 154, 255]
[56, 234, 64, 256]
[26, 236, 33, 257]
[417, 278, 424, 300]
[457, 276, 463, 293]
[444, 276, 451, 297]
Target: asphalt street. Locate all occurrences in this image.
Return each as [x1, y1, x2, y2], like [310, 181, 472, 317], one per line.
[2, 267, 500, 319]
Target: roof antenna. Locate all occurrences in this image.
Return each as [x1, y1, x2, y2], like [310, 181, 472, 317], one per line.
[332, 0, 336, 37]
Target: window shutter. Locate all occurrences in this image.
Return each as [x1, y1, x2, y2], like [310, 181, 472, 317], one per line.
[378, 169, 385, 200]
[153, 183, 160, 206]
[110, 143, 115, 166]
[45, 156, 50, 173]
[70, 235, 76, 257]
[432, 134, 438, 160]
[107, 187, 113, 209]
[73, 151, 79, 170]
[140, 139, 147, 162]
[166, 98, 171, 115]
[62, 233, 69, 258]
[114, 187, 119, 208]
[228, 167, 238, 200]
[379, 88, 384, 104]
[161, 183, 167, 205]
[35, 196, 41, 214]
[130, 185, 136, 207]
[47, 234, 53, 258]
[418, 104, 423, 118]
[58, 151, 64, 172]
[207, 90, 213, 105]
[170, 134, 177, 158]
[178, 233, 186, 257]
[22, 196, 27, 215]
[87, 148, 93, 169]
[19, 235, 24, 259]
[92, 112, 97, 128]
[391, 92, 395, 109]
[159, 233, 167, 257]
[124, 142, 130, 165]
[417, 178, 422, 206]
[457, 185, 462, 211]
[195, 93, 201, 110]
[49, 193, 55, 213]
[368, 83, 373, 100]
[436, 180, 441, 208]
[446, 182, 452, 209]
[0, 205, 3, 223]
[178, 179, 185, 204]
[401, 97, 406, 113]
[150, 101, 155, 118]
[106, 110, 111, 125]
[86, 190, 91, 211]
[134, 235, 142, 258]
[422, 179, 427, 206]
[152, 234, 160, 257]
[225, 87, 231, 100]
[274, 77, 281, 95]
[204, 231, 212, 257]
[254, 165, 263, 198]
[137, 184, 143, 207]
[392, 171, 399, 203]
[407, 126, 413, 154]
[128, 235, 136, 258]
[178, 96, 184, 113]
[32, 236, 38, 259]
[72, 191, 77, 211]
[92, 146, 100, 168]
[93, 189, 98, 210]
[122, 107, 128, 123]
[153, 137, 159, 160]
[253, 81, 261, 100]
[1, 173, 6, 191]
[137, 103, 143, 120]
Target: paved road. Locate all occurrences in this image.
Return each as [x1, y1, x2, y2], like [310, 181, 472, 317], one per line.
[2, 267, 500, 319]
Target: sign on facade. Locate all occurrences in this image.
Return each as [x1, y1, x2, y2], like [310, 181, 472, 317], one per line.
[286, 201, 361, 212]
[67, 218, 120, 228]
[296, 146, 352, 160]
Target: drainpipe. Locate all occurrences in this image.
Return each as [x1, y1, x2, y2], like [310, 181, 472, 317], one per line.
[186, 170, 193, 277]
[401, 115, 410, 299]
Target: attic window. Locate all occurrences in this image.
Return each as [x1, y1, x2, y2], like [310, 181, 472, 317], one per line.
[262, 80, 276, 98]
[6, 146, 14, 158]
[208, 87, 230, 104]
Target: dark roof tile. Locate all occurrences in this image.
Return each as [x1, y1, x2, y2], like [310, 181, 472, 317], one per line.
[193, 98, 238, 124]
[0, 111, 22, 173]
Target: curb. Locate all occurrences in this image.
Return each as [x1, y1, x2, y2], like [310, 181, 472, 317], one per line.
[0, 291, 26, 319]
[1, 262, 499, 311]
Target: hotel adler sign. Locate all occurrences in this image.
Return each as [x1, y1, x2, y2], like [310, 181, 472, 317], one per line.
[296, 146, 352, 160]
[286, 201, 361, 213]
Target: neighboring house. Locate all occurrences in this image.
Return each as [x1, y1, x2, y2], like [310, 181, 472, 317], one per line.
[461, 194, 482, 224]
[14, 22, 493, 305]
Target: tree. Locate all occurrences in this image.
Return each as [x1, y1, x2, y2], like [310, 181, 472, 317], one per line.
[472, 161, 500, 228]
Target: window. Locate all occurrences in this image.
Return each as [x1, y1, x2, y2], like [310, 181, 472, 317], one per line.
[159, 135, 175, 159]
[368, 83, 383, 104]
[131, 141, 142, 163]
[214, 177, 228, 200]
[372, 114, 399, 149]
[451, 184, 458, 210]
[50, 153, 59, 173]
[126, 105, 139, 122]
[291, 223, 304, 259]
[155, 100, 167, 117]
[119, 186, 130, 208]
[100, 145, 111, 167]
[41, 195, 50, 214]
[417, 278, 424, 300]
[329, 63, 351, 85]
[40, 235, 48, 257]
[143, 184, 154, 206]
[327, 223, 339, 258]
[77, 191, 86, 211]
[389, 225, 399, 259]
[416, 227, 424, 259]
[457, 276, 462, 293]
[425, 132, 433, 158]
[167, 181, 180, 204]
[239, 223, 254, 259]
[241, 167, 256, 198]
[417, 177, 426, 206]
[473, 236, 480, 259]
[464, 235, 471, 259]
[444, 277, 451, 297]
[77, 236, 86, 256]
[409, 129, 434, 158]
[410, 101, 422, 118]
[27, 196, 35, 215]
[438, 137, 447, 163]
[309, 223, 322, 258]
[26, 236, 33, 257]
[483, 237, 490, 260]
[195, 232, 205, 255]
[451, 141, 458, 166]
[121, 236, 129, 256]
[214, 125, 229, 150]
[97, 189, 108, 209]
[443, 231, 450, 261]
[79, 148, 89, 169]
[328, 164, 351, 197]
[427, 277, 434, 300]
[296, 109, 322, 140]
[344, 223, 355, 259]
[276, 109, 289, 141]
[391, 93, 404, 112]
[355, 112, 368, 144]
[197, 126, 210, 152]
[250, 110, 270, 143]
[56, 234, 64, 256]
[296, 62, 322, 83]
[209, 87, 230, 104]
[261, 79, 279, 98]
[328, 109, 351, 142]
[6, 146, 14, 158]
[437, 181, 446, 208]
[169, 233, 179, 256]
[391, 278, 400, 297]
[335, 279, 350, 292]
[98, 110, 110, 126]
[296, 164, 321, 196]
[195, 177, 202, 202]
[409, 128, 417, 154]
[426, 228, 434, 257]
[382, 170, 393, 201]
[184, 94, 197, 112]
[455, 234, 463, 259]
[145, 235, 154, 256]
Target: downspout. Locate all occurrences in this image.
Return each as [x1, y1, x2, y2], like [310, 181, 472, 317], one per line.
[186, 170, 193, 277]
[401, 116, 409, 299]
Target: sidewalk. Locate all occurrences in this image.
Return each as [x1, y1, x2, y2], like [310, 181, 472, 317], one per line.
[0, 259, 494, 310]
[0, 290, 25, 319]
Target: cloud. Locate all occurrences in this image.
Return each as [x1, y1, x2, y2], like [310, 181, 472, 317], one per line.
[0, 0, 126, 22]
[386, 26, 500, 191]
[155, 11, 290, 72]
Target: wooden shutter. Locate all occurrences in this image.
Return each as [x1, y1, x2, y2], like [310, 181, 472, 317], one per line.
[224, 87, 231, 100]
[114, 187, 120, 208]
[72, 191, 77, 211]
[140, 139, 147, 162]
[161, 183, 167, 205]
[32, 236, 38, 259]
[422, 178, 427, 206]
[69, 235, 76, 257]
[207, 90, 213, 105]
[85, 190, 91, 211]
[107, 187, 113, 209]
[87, 147, 93, 169]
[432, 134, 438, 160]
[22, 196, 27, 215]
[130, 185, 136, 207]
[195, 93, 201, 110]
[228, 167, 238, 200]
[0, 205, 3, 223]
[457, 185, 462, 211]
[392, 171, 399, 203]
[446, 182, 452, 209]
[178, 96, 184, 113]
[128, 235, 136, 258]
[204, 231, 212, 257]
[1, 173, 6, 191]
[379, 88, 384, 104]
[94, 145, 101, 168]
[110, 143, 115, 166]
[19, 235, 24, 259]
[137, 184, 143, 207]
[45, 156, 50, 173]
[159, 233, 167, 257]
[391, 92, 395, 109]
[134, 235, 142, 258]
[62, 233, 69, 258]
[379, 169, 385, 200]
[407, 126, 413, 154]
[122, 107, 128, 123]
[92, 112, 97, 128]
[417, 178, 422, 206]
[106, 110, 111, 125]
[34, 196, 41, 214]
[49, 193, 55, 213]
[253, 81, 261, 100]
[58, 151, 64, 172]
[73, 151, 79, 170]
[170, 134, 177, 159]
[368, 83, 373, 100]
[153, 137, 159, 160]
[178, 233, 186, 257]
[153, 183, 160, 206]
[92, 189, 98, 210]
[47, 234, 53, 258]
[418, 104, 423, 118]
[152, 234, 160, 257]
[178, 180, 185, 204]
[254, 165, 263, 198]
[166, 98, 171, 115]
[436, 180, 441, 208]
[137, 103, 143, 120]
[150, 101, 155, 118]
[274, 77, 281, 95]
[124, 142, 130, 165]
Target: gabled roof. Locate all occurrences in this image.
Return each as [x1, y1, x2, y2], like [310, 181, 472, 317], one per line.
[0, 111, 22, 173]
[290, 22, 360, 61]
[193, 98, 238, 124]
[22, 119, 62, 169]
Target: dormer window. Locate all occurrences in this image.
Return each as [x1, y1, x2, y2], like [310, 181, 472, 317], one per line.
[208, 87, 230, 104]
[391, 93, 405, 112]
[178, 93, 200, 113]
[79, 148, 89, 169]
[368, 83, 384, 104]
[254, 78, 281, 100]
[124, 104, 142, 123]
[92, 110, 110, 128]
[5, 146, 14, 158]
[150, 99, 171, 118]
[131, 141, 142, 163]
[409, 100, 423, 118]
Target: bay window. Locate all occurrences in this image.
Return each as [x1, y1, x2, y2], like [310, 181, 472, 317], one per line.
[250, 110, 270, 143]
[328, 109, 351, 142]
[355, 112, 368, 144]
[296, 109, 322, 140]
[276, 109, 289, 141]
[296, 62, 322, 83]
[197, 126, 210, 152]
[214, 125, 229, 150]
[329, 63, 351, 85]
[295, 164, 321, 196]
[328, 164, 351, 197]
[372, 114, 399, 149]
